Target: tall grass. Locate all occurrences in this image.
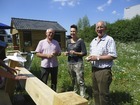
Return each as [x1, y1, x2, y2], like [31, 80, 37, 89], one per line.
[30, 42, 140, 105]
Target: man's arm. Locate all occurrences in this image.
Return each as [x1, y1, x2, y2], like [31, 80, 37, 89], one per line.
[0, 68, 27, 80]
[36, 52, 55, 59]
[0, 59, 17, 74]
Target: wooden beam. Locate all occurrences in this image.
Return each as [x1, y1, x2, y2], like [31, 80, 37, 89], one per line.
[5, 60, 20, 98]
[53, 92, 88, 105]
[17, 67, 57, 105]
[17, 67, 88, 105]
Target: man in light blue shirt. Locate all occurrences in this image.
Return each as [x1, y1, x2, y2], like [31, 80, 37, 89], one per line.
[86, 21, 117, 105]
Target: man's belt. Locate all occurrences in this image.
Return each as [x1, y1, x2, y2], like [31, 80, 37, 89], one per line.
[92, 67, 111, 71]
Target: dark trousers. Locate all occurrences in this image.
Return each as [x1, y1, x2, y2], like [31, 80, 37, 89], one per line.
[92, 67, 112, 105]
[41, 67, 58, 91]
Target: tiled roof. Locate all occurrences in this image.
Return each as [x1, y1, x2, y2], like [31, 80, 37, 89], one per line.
[11, 17, 67, 32]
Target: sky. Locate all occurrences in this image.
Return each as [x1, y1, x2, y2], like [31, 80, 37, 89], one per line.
[0, 0, 140, 35]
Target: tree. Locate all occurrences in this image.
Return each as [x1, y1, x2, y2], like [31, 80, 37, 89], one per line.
[82, 15, 90, 29]
[77, 18, 83, 31]
[77, 15, 140, 42]
[77, 15, 90, 31]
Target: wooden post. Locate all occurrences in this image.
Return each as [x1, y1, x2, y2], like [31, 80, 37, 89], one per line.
[4, 60, 21, 99]
[0, 90, 12, 105]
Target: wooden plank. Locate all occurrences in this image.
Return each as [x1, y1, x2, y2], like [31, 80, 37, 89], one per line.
[0, 90, 12, 105]
[53, 92, 88, 105]
[4, 78, 16, 98]
[17, 67, 57, 105]
[17, 67, 88, 105]
[5, 60, 20, 98]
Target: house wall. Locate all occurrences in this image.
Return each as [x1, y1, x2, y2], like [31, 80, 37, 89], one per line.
[60, 32, 66, 51]
[12, 30, 66, 52]
[31, 31, 66, 51]
[16, 30, 44, 52]
[31, 30, 45, 51]
[124, 4, 140, 19]
[11, 25, 18, 35]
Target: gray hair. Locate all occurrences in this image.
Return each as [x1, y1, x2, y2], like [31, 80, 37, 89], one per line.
[96, 21, 107, 28]
[46, 28, 55, 33]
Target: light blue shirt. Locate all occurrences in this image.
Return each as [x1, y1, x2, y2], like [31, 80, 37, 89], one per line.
[90, 34, 117, 68]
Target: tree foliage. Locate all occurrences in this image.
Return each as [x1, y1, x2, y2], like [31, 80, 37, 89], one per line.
[77, 18, 83, 31]
[77, 15, 140, 42]
[77, 15, 90, 31]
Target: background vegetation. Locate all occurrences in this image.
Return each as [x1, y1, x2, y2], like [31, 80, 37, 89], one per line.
[77, 15, 140, 42]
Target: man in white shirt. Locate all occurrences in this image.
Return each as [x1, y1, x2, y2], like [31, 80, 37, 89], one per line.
[86, 21, 117, 105]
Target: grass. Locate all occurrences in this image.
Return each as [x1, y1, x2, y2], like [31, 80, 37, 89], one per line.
[7, 42, 140, 105]
[110, 42, 140, 105]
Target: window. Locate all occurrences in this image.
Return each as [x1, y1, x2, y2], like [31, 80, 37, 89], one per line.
[54, 32, 61, 47]
[7, 35, 11, 38]
[23, 31, 32, 46]
[54, 32, 61, 42]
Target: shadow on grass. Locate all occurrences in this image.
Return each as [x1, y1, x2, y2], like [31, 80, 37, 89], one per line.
[84, 85, 133, 105]
[110, 91, 133, 105]
[85, 85, 93, 98]
[30, 69, 41, 79]
[12, 94, 36, 105]
[59, 85, 73, 92]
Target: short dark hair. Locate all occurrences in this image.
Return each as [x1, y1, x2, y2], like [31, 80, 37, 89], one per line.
[70, 24, 78, 31]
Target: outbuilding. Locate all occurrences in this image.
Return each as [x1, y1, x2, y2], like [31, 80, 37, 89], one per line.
[10, 17, 67, 52]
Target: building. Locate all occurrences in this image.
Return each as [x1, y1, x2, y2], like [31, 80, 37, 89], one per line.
[10, 17, 67, 52]
[0, 30, 12, 43]
[0, 29, 7, 60]
[124, 4, 140, 19]
[4, 34, 12, 43]
[0, 23, 13, 60]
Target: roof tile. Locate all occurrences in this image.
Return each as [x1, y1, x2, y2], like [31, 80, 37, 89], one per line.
[11, 17, 67, 32]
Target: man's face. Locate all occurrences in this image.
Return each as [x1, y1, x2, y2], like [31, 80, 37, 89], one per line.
[70, 28, 77, 38]
[46, 29, 54, 40]
[95, 22, 106, 38]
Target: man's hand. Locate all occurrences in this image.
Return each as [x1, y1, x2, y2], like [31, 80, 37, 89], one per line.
[85, 55, 98, 61]
[7, 67, 19, 75]
[46, 54, 54, 58]
[14, 74, 28, 80]
[63, 51, 69, 56]
[69, 50, 75, 55]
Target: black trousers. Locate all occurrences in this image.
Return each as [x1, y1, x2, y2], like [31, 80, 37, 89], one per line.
[41, 67, 58, 91]
[92, 67, 112, 105]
